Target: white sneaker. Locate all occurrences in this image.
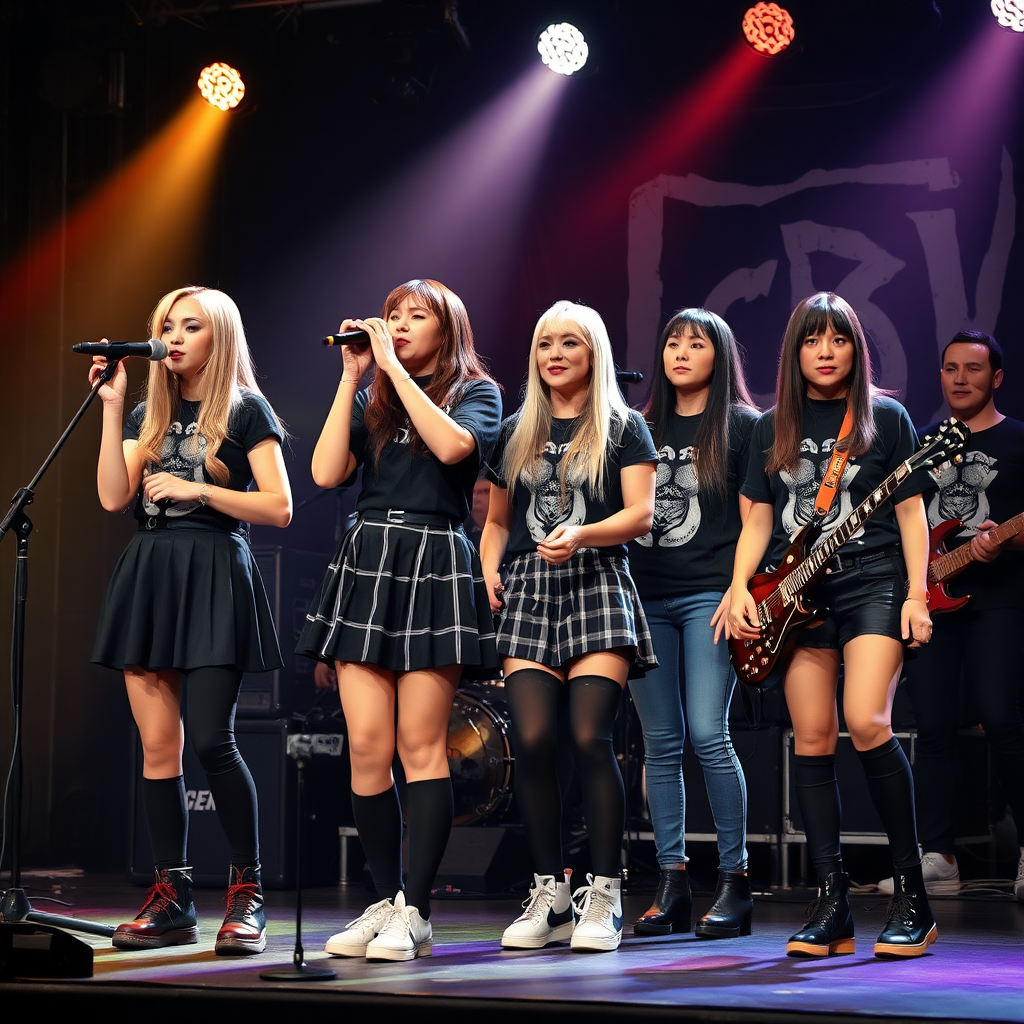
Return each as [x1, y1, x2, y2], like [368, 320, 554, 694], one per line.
[325, 897, 394, 957]
[365, 891, 432, 961]
[1014, 850, 1024, 903]
[570, 874, 623, 952]
[877, 851, 960, 896]
[501, 873, 575, 949]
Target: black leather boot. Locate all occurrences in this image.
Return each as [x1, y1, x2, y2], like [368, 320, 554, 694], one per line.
[786, 870, 855, 957]
[113, 866, 198, 949]
[215, 864, 267, 955]
[695, 870, 753, 939]
[873, 862, 937, 958]
[632, 867, 692, 936]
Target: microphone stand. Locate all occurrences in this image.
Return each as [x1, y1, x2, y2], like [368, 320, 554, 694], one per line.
[260, 732, 335, 980]
[0, 361, 119, 939]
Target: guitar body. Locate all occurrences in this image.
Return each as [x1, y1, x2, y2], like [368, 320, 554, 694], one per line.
[927, 518, 971, 615]
[729, 521, 828, 688]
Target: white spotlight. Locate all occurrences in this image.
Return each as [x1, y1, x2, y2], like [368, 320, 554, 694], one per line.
[991, 0, 1024, 32]
[537, 22, 589, 76]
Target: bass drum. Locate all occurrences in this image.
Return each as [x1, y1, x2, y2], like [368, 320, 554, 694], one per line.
[447, 688, 513, 826]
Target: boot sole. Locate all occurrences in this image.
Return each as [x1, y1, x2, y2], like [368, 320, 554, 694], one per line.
[633, 919, 692, 936]
[215, 931, 267, 956]
[874, 923, 938, 958]
[695, 920, 752, 939]
[502, 922, 574, 948]
[786, 937, 855, 957]
[112, 927, 199, 950]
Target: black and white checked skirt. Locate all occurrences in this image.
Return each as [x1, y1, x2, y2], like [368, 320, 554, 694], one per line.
[495, 548, 657, 678]
[294, 512, 500, 676]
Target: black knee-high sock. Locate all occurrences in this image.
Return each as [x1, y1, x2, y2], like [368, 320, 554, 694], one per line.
[404, 778, 454, 918]
[568, 675, 624, 879]
[505, 668, 565, 875]
[141, 775, 188, 869]
[856, 736, 920, 870]
[351, 785, 404, 900]
[793, 754, 843, 884]
[187, 667, 259, 866]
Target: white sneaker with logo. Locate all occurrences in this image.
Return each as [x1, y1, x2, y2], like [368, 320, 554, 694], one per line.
[570, 874, 623, 952]
[877, 851, 960, 896]
[365, 891, 432, 961]
[325, 897, 394, 956]
[502, 873, 575, 948]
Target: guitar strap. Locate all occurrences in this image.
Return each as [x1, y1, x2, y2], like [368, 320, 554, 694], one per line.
[814, 403, 855, 517]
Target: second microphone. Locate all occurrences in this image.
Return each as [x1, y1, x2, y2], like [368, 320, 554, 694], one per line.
[323, 329, 371, 349]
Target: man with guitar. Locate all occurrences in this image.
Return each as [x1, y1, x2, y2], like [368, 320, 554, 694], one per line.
[728, 292, 939, 959]
[877, 330, 1024, 903]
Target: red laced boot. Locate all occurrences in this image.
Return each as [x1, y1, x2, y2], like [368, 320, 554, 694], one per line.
[215, 864, 266, 955]
[112, 866, 198, 949]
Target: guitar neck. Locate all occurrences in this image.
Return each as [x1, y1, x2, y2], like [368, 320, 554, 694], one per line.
[779, 461, 912, 603]
[929, 510, 1024, 584]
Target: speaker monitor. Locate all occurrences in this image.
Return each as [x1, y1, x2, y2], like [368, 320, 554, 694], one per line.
[129, 718, 350, 889]
[238, 546, 331, 718]
[0, 922, 93, 980]
[433, 826, 532, 895]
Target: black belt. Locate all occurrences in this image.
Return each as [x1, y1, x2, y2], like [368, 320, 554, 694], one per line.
[360, 509, 460, 528]
[823, 544, 901, 576]
[140, 516, 244, 536]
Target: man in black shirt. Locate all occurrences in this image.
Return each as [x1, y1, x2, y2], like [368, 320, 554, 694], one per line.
[878, 331, 1024, 900]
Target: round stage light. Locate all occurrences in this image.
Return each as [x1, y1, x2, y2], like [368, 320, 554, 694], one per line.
[742, 3, 796, 56]
[537, 22, 589, 76]
[991, 0, 1024, 32]
[197, 62, 245, 111]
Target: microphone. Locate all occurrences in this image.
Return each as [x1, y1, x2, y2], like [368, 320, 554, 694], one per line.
[323, 329, 371, 350]
[615, 370, 643, 384]
[73, 339, 169, 361]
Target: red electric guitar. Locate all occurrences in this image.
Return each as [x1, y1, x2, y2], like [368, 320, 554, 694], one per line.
[729, 418, 970, 688]
[926, 511, 1024, 614]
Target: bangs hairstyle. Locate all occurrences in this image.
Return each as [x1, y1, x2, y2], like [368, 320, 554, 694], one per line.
[643, 308, 757, 509]
[768, 291, 878, 476]
[135, 285, 279, 485]
[364, 278, 496, 465]
[502, 300, 630, 500]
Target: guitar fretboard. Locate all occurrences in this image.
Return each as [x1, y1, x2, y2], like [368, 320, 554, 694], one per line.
[773, 462, 912, 607]
[929, 511, 1024, 584]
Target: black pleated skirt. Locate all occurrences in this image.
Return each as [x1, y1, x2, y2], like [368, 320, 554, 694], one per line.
[294, 514, 500, 677]
[91, 528, 283, 674]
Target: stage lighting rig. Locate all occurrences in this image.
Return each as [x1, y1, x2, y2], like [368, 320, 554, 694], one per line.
[537, 22, 589, 76]
[991, 0, 1024, 32]
[197, 62, 245, 111]
[742, 3, 796, 56]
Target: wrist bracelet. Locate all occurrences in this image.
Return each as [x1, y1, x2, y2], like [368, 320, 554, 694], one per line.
[198, 483, 211, 506]
[341, 378, 361, 384]
[394, 374, 413, 383]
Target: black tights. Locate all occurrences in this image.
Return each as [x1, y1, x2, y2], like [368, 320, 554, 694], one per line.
[141, 666, 259, 869]
[505, 669, 625, 879]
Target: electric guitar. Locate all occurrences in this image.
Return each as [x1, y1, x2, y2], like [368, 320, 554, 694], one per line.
[729, 418, 970, 687]
[926, 510, 1024, 614]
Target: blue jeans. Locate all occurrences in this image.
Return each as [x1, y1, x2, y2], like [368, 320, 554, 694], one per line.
[627, 592, 748, 871]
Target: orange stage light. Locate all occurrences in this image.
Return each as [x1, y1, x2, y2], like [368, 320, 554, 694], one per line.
[198, 62, 246, 111]
[742, 3, 795, 56]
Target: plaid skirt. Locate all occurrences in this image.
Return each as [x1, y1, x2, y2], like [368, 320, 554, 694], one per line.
[294, 512, 500, 676]
[496, 548, 657, 679]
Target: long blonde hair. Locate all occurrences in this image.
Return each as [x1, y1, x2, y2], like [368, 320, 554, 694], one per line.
[502, 300, 630, 499]
[135, 286, 277, 484]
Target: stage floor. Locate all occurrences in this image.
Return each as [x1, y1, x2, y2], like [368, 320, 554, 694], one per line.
[2, 866, 1022, 1023]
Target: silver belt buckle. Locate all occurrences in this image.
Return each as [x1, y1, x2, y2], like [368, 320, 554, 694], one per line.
[386, 508, 405, 523]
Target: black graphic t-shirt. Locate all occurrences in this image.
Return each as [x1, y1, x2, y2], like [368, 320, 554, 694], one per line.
[124, 391, 282, 531]
[486, 409, 658, 558]
[629, 405, 758, 599]
[742, 395, 927, 567]
[917, 416, 1024, 611]
[347, 377, 502, 522]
